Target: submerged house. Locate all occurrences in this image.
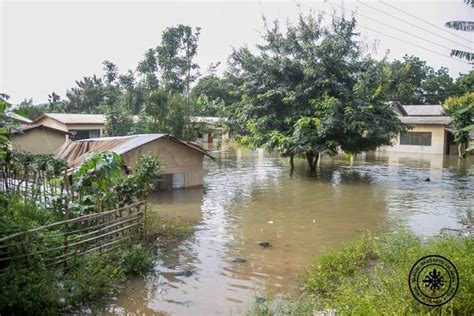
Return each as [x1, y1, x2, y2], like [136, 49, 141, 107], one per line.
[11, 124, 71, 155]
[380, 103, 472, 155]
[55, 134, 213, 189]
[33, 113, 106, 140]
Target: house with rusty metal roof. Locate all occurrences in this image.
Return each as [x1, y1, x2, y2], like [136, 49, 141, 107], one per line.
[33, 113, 106, 140]
[381, 103, 472, 155]
[55, 134, 214, 189]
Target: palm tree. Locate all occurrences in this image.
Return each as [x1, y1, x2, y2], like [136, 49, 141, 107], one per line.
[445, 0, 473, 62]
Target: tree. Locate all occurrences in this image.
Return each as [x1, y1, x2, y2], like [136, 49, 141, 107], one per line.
[445, 0, 473, 62]
[421, 67, 457, 104]
[140, 90, 186, 138]
[454, 70, 474, 94]
[65, 75, 106, 113]
[443, 92, 474, 158]
[156, 25, 201, 138]
[382, 55, 458, 104]
[103, 105, 134, 136]
[230, 14, 404, 172]
[191, 74, 239, 116]
[136, 49, 159, 91]
[103, 60, 119, 85]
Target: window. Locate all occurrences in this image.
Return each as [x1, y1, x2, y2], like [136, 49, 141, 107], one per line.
[70, 129, 100, 140]
[399, 132, 432, 146]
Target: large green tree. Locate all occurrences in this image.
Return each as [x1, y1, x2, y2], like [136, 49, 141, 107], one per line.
[443, 92, 474, 158]
[383, 55, 458, 104]
[230, 14, 404, 172]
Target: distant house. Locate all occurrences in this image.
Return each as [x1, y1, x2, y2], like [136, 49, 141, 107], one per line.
[55, 134, 214, 189]
[6, 112, 33, 124]
[190, 116, 228, 144]
[33, 113, 106, 140]
[380, 103, 472, 155]
[11, 124, 70, 155]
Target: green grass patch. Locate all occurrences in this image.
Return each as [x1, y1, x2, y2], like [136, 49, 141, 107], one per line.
[145, 211, 196, 246]
[249, 231, 474, 315]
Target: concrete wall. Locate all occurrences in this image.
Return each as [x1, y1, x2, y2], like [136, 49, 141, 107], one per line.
[380, 125, 446, 155]
[11, 127, 68, 154]
[122, 138, 204, 188]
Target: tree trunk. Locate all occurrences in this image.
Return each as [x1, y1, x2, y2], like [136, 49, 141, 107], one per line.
[313, 152, 319, 170]
[458, 143, 465, 159]
[306, 151, 317, 173]
[289, 153, 294, 171]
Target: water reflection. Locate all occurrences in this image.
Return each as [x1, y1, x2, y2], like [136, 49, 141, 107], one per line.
[105, 149, 473, 315]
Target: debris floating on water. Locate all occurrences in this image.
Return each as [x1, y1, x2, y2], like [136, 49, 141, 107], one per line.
[173, 270, 193, 277]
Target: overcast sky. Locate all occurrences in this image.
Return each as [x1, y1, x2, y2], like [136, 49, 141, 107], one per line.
[1, 0, 472, 104]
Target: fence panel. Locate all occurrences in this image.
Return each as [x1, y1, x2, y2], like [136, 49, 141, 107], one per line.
[0, 201, 146, 271]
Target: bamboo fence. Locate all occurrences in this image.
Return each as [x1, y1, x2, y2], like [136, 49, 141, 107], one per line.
[0, 201, 146, 271]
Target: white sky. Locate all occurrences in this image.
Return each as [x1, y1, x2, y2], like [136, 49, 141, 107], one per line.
[1, 0, 473, 104]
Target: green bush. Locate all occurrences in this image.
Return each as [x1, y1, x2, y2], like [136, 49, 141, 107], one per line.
[0, 263, 61, 316]
[0, 193, 59, 234]
[63, 253, 118, 308]
[119, 244, 156, 276]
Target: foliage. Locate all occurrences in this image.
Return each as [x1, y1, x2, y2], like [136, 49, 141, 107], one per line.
[249, 232, 474, 315]
[0, 100, 13, 159]
[0, 193, 60, 235]
[383, 55, 459, 104]
[144, 211, 195, 245]
[72, 151, 162, 212]
[230, 14, 405, 171]
[445, 0, 473, 62]
[0, 242, 157, 314]
[118, 244, 156, 276]
[443, 92, 474, 157]
[194, 94, 226, 117]
[103, 104, 135, 136]
[0, 262, 61, 316]
[156, 25, 201, 94]
[191, 74, 240, 116]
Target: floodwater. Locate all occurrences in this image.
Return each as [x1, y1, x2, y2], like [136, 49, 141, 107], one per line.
[105, 147, 473, 316]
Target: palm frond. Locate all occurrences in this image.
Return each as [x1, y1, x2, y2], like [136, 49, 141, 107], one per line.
[450, 49, 474, 61]
[445, 21, 474, 32]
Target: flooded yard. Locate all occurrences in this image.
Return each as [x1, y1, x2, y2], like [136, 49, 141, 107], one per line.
[105, 148, 473, 315]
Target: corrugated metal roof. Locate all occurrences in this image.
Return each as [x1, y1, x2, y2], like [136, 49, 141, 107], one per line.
[43, 113, 106, 124]
[55, 133, 213, 168]
[402, 105, 444, 116]
[399, 116, 452, 125]
[6, 112, 32, 123]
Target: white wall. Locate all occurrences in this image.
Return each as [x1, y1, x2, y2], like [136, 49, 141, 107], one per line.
[380, 125, 446, 155]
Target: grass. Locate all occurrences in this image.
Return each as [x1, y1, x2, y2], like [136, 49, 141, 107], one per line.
[145, 210, 196, 246]
[249, 231, 474, 315]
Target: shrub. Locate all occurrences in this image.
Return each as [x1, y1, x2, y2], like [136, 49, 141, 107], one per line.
[0, 263, 61, 316]
[119, 244, 156, 276]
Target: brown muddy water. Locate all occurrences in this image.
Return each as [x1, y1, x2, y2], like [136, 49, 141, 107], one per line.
[105, 148, 473, 315]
